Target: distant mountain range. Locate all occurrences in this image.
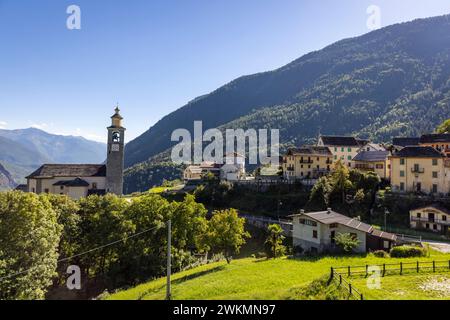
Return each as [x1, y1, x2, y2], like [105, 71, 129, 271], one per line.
[122, 14, 450, 193]
[0, 128, 106, 188]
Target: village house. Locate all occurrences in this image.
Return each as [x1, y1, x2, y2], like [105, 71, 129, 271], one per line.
[26, 107, 125, 199]
[390, 146, 450, 195]
[183, 153, 246, 183]
[183, 162, 221, 181]
[410, 205, 450, 234]
[392, 137, 420, 148]
[352, 150, 391, 180]
[419, 133, 450, 156]
[289, 209, 397, 254]
[282, 146, 333, 181]
[317, 135, 368, 168]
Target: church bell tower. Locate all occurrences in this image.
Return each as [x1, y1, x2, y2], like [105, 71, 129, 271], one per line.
[106, 106, 125, 195]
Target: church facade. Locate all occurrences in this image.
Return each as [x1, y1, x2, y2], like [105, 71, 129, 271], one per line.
[26, 108, 125, 199]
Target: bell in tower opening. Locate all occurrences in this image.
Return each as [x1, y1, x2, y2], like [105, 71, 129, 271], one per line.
[106, 106, 125, 195]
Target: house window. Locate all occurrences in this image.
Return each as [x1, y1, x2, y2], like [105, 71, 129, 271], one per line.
[44, 189, 49, 193]
[426, 223, 430, 229]
[92, 182, 98, 189]
[443, 216, 447, 222]
[400, 170, 405, 177]
[350, 233, 358, 240]
[417, 212, 421, 218]
[432, 172, 438, 179]
[432, 159, 438, 166]
[334, 147, 338, 152]
[348, 147, 351, 152]
[347, 156, 352, 161]
[32, 188, 35, 193]
[60, 186, 64, 190]
[312, 230, 318, 239]
[341, 147, 345, 152]
[400, 158, 405, 165]
[433, 224, 437, 230]
[400, 182, 405, 191]
[334, 155, 338, 160]
[376, 164, 384, 169]
[330, 223, 338, 229]
[432, 184, 438, 193]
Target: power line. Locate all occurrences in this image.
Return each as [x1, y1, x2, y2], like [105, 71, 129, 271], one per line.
[0, 225, 161, 282]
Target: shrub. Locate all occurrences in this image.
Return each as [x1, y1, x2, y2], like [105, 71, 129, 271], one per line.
[372, 250, 389, 258]
[389, 246, 427, 258]
[255, 252, 267, 259]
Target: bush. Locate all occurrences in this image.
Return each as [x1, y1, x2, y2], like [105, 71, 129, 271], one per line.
[390, 246, 427, 258]
[255, 252, 267, 259]
[372, 250, 389, 258]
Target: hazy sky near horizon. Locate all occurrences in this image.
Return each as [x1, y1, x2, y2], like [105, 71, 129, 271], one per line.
[0, 0, 449, 142]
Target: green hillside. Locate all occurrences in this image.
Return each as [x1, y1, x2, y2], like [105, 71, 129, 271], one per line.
[123, 14, 450, 192]
[106, 251, 450, 300]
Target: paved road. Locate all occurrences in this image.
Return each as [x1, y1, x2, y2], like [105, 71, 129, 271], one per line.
[426, 242, 450, 253]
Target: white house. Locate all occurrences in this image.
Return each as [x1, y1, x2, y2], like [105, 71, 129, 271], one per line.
[410, 205, 450, 234]
[220, 153, 246, 181]
[289, 209, 397, 254]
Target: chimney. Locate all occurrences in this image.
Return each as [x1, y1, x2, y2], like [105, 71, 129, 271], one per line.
[327, 208, 332, 214]
[300, 209, 305, 214]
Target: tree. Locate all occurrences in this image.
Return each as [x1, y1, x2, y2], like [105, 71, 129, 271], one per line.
[307, 176, 332, 210]
[334, 233, 360, 253]
[436, 119, 450, 133]
[205, 209, 250, 264]
[264, 224, 286, 259]
[0, 191, 62, 299]
[330, 160, 353, 204]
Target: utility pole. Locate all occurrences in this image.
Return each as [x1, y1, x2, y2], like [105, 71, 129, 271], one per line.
[166, 220, 171, 301]
[384, 209, 390, 231]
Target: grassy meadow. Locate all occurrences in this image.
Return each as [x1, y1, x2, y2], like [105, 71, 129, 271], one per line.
[106, 250, 450, 300]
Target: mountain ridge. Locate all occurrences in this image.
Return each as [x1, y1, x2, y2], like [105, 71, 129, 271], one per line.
[0, 128, 106, 187]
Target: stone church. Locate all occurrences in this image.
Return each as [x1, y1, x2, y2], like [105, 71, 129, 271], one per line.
[26, 107, 125, 199]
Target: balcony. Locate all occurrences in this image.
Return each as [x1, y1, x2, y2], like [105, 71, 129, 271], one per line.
[411, 216, 450, 226]
[355, 164, 375, 171]
[411, 167, 425, 174]
[299, 160, 313, 164]
[286, 167, 295, 172]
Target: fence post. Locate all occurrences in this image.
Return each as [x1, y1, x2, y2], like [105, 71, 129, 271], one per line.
[400, 262, 403, 275]
[383, 264, 386, 277]
[433, 261, 436, 273]
[349, 283, 352, 295]
[348, 266, 351, 277]
[360, 293, 364, 300]
[448, 260, 450, 270]
[417, 261, 419, 273]
[339, 274, 342, 285]
[330, 267, 334, 280]
[365, 265, 368, 277]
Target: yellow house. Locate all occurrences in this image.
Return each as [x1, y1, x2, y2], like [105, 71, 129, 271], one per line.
[283, 146, 333, 181]
[410, 205, 450, 234]
[352, 150, 391, 180]
[317, 136, 367, 168]
[390, 146, 450, 195]
[419, 133, 450, 156]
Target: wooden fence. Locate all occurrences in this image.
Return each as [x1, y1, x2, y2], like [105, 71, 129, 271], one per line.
[329, 260, 450, 300]
[332, 260, 450, 278]
[329, 268, 364, 300]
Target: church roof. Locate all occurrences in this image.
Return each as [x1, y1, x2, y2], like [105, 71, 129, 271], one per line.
[27, 164, 106, 179]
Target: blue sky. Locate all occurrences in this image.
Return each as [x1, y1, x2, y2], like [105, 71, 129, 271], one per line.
[0, 0, 449, 142]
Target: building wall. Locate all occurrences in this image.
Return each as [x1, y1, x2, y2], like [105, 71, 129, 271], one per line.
[353, 159, 391, 180]
[391, 157, 449, 194]
[28, 176, 106, 199]
[317, 140, 360, 168]
[283, 154, 332, 181]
